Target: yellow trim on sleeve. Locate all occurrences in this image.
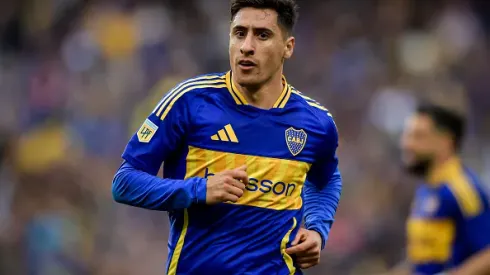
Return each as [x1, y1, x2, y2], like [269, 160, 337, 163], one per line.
[160, 83, 226, 120]
[156, 76, 225, 117]
[291, 89, 329, 111]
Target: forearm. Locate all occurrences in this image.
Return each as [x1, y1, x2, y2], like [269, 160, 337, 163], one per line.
[449, 247, 490, 275]
[303, 169, 342, 249]
[112, 161, 207, 211]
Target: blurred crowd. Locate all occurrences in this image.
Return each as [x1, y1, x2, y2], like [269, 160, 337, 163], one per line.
[1, 0, 490, 274]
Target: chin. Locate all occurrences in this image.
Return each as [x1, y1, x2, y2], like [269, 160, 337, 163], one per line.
[235, 74, 261, 87]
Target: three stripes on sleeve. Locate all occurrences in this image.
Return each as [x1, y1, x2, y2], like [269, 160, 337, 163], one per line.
[152, 74, 226, 120]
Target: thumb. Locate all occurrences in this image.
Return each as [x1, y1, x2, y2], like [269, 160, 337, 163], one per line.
[235, 165, 247, 171]
[291, 230, 307, 246]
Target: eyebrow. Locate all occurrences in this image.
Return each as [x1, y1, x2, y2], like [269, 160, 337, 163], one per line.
[232, 25, 275, 33]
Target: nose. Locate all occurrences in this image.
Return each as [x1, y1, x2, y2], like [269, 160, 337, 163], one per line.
[240, 33, 255, 56]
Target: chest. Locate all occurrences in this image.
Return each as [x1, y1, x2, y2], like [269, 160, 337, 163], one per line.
[181, 101, 321, 211]
[410, 188, 442, 218]
[187, 102, 324, 163]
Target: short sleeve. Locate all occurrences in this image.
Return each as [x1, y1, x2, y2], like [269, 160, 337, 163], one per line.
[122, 90, 192, 175]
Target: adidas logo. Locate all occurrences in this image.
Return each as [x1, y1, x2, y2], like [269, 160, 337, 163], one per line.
[211, 124, 239, 143]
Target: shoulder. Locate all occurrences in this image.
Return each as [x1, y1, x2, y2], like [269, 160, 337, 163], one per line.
[411, 184, 457, 219]
[289, 85, 337, 137]
[162, 72, 227, 100]
[438, 168, 487, 218]
[152, 72, 227, 120]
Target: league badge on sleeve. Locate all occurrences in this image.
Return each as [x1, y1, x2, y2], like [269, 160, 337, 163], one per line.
[137, 119, 158, 143]
[285, 127, 307, 156]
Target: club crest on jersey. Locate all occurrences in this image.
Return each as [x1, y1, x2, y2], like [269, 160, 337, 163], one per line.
[285, 127, 307, 156]
[137, 119, 158, 143]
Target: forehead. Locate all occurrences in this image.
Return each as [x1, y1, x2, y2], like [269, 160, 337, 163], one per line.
[232, 7, 280, 30]
[405, 114, 435, 132]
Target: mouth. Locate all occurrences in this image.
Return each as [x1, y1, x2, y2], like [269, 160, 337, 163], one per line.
[238, 60, 256, 70]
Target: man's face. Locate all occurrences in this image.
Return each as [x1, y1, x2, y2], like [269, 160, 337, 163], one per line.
[229, 8, 294, 87]
[400, 114, 444, 176]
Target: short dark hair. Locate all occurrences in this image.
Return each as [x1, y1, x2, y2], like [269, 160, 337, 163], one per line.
[416, 104, 466, 151]
[230, 0, 299, 35]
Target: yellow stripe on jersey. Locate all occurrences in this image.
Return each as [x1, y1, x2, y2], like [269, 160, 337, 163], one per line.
[278, 85, 292, 108]
[225, 71, 248, 105]
[184, 146, 311, 210]
[407, 218, 455, 263]
[308, 102, 329, 111]
[160, 83, 226, 120]
[291, 89, 329, 112]
[225, 71, 242, 104]
[428, 157, 483, 217]
[273, 76, 291, 109]
[446, 174, 482, 217]
[155, 75, 225, 117]
[155, 75, 221, 115]
[167, 209, 189, 275]
[230, 74, 250, 105]
[281, 218, 297, 275]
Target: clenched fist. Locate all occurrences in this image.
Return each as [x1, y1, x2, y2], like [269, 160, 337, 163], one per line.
[286, 228, 323, 269]
[205, 165, 249, 204]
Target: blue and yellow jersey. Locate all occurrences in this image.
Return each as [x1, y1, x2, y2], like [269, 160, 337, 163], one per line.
[407, 157, 490, 275]
[119, 71, 340, 275]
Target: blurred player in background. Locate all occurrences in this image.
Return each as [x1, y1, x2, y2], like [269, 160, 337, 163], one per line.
[112, 0, 342, 274]
[384, 104, 490, 275]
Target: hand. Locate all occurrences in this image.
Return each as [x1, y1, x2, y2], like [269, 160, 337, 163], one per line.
[205, 165, 248, 204]
[286, 228, 323, 269]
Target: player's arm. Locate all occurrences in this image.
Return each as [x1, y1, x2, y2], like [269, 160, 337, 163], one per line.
[113, 161, 207, 210]
[302, 114, 342, 249]
[112, 91, 208, 211]
[285, 113, 341, 269]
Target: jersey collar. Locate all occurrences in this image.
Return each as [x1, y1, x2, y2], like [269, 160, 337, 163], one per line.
[225, 71, 291, 109]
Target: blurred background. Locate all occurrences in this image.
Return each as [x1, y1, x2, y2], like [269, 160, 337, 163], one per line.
[1, 0, 490, 274]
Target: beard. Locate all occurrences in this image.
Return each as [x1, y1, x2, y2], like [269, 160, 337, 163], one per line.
[404, 156, 433, 177]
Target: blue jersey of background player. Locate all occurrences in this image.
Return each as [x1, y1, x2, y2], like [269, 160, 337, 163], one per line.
[385, 104, 490, 275]
[112, 0, 343, 274]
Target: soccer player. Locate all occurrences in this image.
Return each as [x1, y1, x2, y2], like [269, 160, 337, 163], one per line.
[112, 0, 342, 274]
[384, 104, 490, 275]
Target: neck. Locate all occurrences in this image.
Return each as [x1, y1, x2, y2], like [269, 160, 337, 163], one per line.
[232, 70, 284, 109]
[431, 153, 455, 171]
[426, 153, 458, 183]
